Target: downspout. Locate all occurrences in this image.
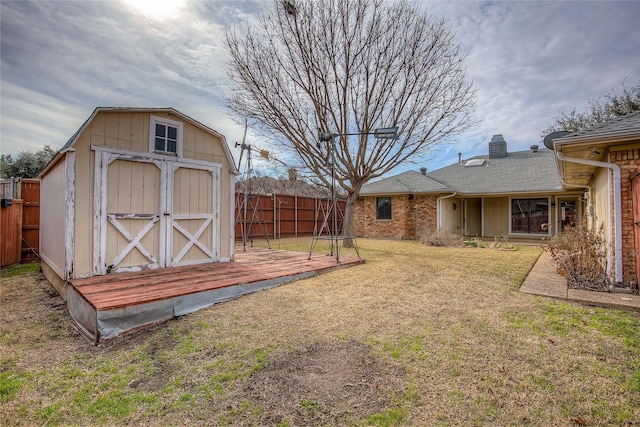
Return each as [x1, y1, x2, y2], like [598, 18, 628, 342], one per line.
[555, 151, 622, 283]
[437, 192, 457, 230]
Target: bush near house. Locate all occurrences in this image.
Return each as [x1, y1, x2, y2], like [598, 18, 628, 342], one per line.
[419, 228, 465, 247]
[545, 225, 609, 291]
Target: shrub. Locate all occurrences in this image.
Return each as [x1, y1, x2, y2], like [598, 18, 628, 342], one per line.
[545, 224, 609, 291]
[419, 229, 464, 247]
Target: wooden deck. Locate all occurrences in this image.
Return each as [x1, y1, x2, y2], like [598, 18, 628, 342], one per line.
[67, 248, 364, 342]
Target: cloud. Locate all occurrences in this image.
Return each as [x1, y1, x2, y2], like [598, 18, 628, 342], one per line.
[1, 0, 638, 178]
[0, 0, 243, 154]
[1, 82, 88, 153]
[412, 0, 640, 171]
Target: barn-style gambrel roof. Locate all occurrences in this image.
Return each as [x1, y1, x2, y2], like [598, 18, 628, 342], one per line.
[40, 107, 238, 177]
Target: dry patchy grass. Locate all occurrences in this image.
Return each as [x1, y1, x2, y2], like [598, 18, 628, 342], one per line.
[1, 238, 639, 426]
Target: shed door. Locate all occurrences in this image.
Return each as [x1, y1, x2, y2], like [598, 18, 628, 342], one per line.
[104, 158, 163, 273]
[97, 152, 219, 274]
[169, 165, 219, 267]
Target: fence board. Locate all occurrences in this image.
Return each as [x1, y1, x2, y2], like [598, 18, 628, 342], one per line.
[20, 180, 40, 262]
[1, 200, 23, 267]
[234, 193, 345, 240]
[0, 179, 41, 265]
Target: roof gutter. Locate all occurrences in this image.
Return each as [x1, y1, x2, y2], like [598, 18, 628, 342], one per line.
[437, 192, 457, 230]
[554, 129, 640, 146]
[555, 150, 622, 283]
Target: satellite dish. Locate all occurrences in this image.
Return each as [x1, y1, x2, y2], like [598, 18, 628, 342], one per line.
[543, 130, 571, 150]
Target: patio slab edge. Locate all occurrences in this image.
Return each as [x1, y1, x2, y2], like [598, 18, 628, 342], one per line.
[520, 251, 640, 312]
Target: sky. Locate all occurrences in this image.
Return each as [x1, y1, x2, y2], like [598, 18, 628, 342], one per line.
[1, 0, 639, 176]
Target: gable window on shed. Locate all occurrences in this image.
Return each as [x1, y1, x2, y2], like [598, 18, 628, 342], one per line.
[376, 197, 392, 220]
[511, 198, 548, 234]
[150, 115, 183, 156]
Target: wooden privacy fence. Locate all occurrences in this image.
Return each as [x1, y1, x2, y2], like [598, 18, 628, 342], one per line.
[0, 178, 40, 267]
[235, 193, 346, 241]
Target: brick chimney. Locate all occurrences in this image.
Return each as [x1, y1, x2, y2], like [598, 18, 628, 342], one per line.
[489, 134, 507, 158]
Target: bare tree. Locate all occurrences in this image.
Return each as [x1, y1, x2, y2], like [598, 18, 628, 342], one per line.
[225, 0, 477, 240]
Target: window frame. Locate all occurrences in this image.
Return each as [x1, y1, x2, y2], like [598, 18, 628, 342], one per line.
[149, 115, 183, 157]
[509, 196, 550, 235]
[376, 196, 392, 220]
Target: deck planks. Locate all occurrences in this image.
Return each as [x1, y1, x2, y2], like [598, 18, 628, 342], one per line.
[69, 248, 363, 311]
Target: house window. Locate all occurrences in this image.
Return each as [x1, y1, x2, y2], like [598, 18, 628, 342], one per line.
[511, 198, 548, 234]
[150, 115, 183, 156]
[376, 197, 391, 220]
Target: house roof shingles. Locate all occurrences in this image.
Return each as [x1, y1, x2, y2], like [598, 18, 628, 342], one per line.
[360, 170, 448, 195]
[360, 147, 563, 196]
[556, 110, 640, 142]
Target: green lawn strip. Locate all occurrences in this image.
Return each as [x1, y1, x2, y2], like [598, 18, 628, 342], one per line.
[0, 369, 29, 403]
[0, 262, 39, 278]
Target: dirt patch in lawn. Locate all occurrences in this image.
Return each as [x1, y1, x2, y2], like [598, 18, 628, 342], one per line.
[241, 340, 406, 425]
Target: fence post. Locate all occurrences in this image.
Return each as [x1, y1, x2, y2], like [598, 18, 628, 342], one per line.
[272, 194, 276, 239]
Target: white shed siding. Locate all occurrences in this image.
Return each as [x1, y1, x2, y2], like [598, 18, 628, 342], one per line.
[40, 158, 67, 279]
[73, 132, 94, 278]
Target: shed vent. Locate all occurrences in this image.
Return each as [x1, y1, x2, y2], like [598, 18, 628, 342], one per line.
[489, 134, 507, 158]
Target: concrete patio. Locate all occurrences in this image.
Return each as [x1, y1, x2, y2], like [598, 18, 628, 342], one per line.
[520, 250, 640, 311]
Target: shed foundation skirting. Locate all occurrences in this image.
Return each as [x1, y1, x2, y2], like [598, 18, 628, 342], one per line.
[63, 248, 363, 342]
[88, 270, 318, 341]
[67, 286, 99, 339]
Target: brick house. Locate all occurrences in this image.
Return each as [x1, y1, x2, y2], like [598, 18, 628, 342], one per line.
[357, 134, 582, 241]
[554, 111, 640, 285]
[356, 112, 640, 285]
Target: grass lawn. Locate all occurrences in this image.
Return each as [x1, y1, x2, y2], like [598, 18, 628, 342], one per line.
[1, 238, 638, 426]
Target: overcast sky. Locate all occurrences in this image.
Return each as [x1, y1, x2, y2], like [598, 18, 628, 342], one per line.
[1, 0, 639, 175]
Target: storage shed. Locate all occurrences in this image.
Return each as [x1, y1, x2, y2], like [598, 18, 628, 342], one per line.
[39, 107, 238, 299]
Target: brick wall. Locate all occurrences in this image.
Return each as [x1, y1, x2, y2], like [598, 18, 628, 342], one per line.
[610, 147, 640, 284]
[354, 194, 438, 239]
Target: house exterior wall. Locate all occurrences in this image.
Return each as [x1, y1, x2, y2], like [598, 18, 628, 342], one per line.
[592, 167, 611, 261]
[465, 198, 482, 236]
[357, 192, 579, 240]
[414, 195, 438, 238]
[354, 194, 438, 239]
[439, 197, 461, 233]
[609, 145, 640, 283]
[580, 145, 640, 284]
[483, 197, 509, 237]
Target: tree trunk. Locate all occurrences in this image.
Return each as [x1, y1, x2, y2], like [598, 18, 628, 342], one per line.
[341, 190, 359, 248]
